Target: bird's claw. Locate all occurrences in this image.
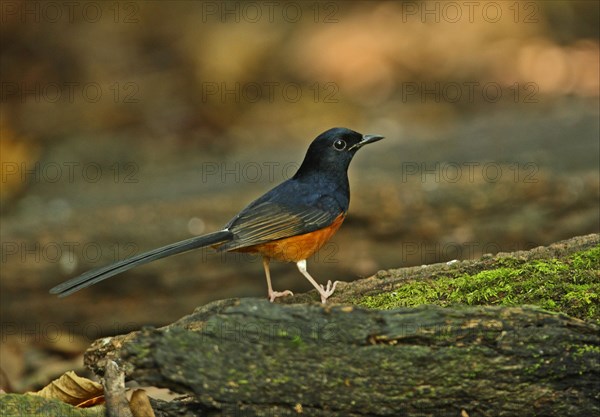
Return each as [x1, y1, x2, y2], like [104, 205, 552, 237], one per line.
[318, 280, 339, 304]
[268, 289, 294, 302]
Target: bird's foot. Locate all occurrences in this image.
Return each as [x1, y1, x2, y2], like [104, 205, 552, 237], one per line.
[268, 289, 294, 302]
[318, 280, 339, 304]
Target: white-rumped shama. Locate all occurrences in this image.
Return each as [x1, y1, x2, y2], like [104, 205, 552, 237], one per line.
[50, 128, 384, 303]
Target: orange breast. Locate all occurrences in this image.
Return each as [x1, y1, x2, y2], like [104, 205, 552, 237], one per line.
[234, 213, 345, 262]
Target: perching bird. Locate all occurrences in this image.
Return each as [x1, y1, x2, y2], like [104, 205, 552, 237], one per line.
[50, 127, 384, 303]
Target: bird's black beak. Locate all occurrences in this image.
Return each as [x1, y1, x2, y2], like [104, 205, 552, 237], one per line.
[349, 134, 385, 151]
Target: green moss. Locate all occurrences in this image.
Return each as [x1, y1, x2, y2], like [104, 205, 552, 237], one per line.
[290, 334, 307, 349]
[573, 344, 600, 358]
[358, 246, 600, 323]
[0, 394, 105, 417]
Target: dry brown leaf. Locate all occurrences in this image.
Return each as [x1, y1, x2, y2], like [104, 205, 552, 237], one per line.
[28, 371, 103, 407]
[130, 389, 156, 417]
[77, 395, 106, 408]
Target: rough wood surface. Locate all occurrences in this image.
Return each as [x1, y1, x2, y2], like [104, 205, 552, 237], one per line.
[85, 299, 599, 417]
[102, 360, 133, 417]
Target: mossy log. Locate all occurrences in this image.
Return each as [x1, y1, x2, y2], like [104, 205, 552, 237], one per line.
[85, 298, 599, 417]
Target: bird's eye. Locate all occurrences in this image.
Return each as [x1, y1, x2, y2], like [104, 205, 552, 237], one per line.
[333, 139, 346, 151]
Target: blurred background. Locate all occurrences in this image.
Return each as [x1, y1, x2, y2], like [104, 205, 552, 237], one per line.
[1, 1, 598, 391]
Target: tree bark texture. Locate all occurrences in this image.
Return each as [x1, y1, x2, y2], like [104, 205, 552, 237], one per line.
[85, 298, 599, 417]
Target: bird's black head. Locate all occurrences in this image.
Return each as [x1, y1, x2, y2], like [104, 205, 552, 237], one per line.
[294, 127, 384, 179]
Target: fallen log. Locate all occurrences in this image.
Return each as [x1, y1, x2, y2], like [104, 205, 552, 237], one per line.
[85, 298, 599, 417]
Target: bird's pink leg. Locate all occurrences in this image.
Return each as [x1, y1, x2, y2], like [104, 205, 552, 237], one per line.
[262, 257, 293, 302]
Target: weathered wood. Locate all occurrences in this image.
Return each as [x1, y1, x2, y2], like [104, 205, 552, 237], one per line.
[102, 360, 133, 417]
[85, 299, 599, 417]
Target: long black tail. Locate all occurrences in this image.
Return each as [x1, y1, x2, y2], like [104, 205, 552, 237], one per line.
[50, 230, 233, 297]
